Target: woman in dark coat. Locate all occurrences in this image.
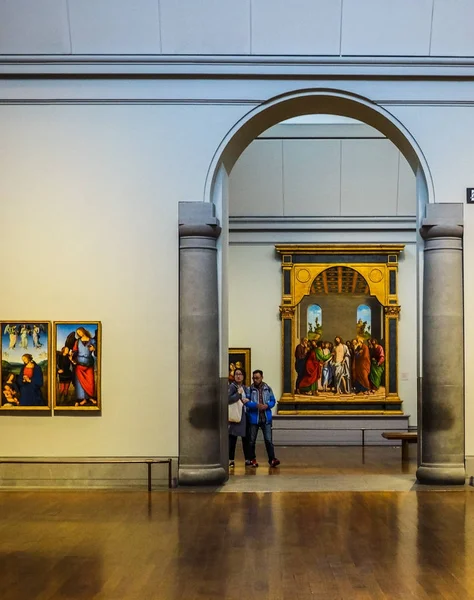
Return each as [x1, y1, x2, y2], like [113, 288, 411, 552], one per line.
[228, 368, 250, 468]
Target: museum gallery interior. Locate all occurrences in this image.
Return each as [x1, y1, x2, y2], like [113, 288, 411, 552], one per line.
[1, 1, 474, 598]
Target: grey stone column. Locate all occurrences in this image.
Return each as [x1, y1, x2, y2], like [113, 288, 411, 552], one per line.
[417, 203, 465, 485]
[178, 202, 226, 486]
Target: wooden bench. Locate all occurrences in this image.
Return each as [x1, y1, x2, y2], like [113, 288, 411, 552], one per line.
[0, 457, 173, 491]
[381, 432, 418, 460]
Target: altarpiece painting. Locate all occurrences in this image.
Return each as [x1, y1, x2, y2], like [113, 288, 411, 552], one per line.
[276, 245, 403, 415]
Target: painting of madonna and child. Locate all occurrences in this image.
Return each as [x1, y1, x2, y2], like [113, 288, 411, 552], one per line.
[53, 322, 101, 410]
[1, 322, 51, 410]
[295, 297, 386, 399]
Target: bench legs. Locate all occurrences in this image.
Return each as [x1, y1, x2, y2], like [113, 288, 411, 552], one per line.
[147, 460, 173, 491]
[402, 440, 410, 461]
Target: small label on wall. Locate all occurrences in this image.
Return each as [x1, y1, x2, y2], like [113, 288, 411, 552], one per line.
[467, 188, 474, 203]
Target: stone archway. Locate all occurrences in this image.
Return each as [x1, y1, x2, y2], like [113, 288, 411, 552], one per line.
[178, 88, 465, 486]
[204, 88, 434, 200]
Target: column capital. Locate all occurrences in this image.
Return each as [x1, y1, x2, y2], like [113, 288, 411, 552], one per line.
[279, 305, 295, 319]
[420, 203, 463, 240]
[178, 201, 221, 239]
[384, 305, 401, 317]
[420, 223, 463, 240]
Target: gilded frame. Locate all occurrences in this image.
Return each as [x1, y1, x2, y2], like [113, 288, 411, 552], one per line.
[0, 321, 51, 411]
[228, 348, 251, 386]
[53, 321, 102, 411]
[275, 244, 403, 414]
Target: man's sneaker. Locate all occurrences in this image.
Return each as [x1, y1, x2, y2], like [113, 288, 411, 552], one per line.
[249, 459, 259, 468]
[245, 460, 252, 466]
[229, 460, 235, 468]
[269, 458, 280, 468]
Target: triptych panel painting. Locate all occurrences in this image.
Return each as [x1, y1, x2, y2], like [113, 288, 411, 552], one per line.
[1, 321, 101, 413]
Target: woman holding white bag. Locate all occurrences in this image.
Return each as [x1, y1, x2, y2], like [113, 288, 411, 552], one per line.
[228, 368, 251, 468]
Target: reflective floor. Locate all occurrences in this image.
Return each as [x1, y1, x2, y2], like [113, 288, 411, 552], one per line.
[224, 444, 422, 492]
[0, 446, 473, 600]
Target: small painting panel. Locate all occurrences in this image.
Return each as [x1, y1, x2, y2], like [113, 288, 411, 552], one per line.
[228, 348, 251, 386]
[307, 304, 322, 340]
[356, 304, 372, 339]
[1, 322, 51, 410]
[53, 322, 101, 411]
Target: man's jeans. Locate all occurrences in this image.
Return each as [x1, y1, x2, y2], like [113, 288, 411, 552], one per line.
[249, 422, 276, 463]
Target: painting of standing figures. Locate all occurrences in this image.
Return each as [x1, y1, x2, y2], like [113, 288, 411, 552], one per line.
[53, 322, 101, 411]
[1, 322, 51, 410]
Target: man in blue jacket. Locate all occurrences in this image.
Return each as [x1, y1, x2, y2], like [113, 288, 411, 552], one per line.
[246, 369, 280, 468]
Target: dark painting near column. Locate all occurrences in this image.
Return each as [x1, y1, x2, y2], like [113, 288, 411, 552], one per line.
[228, 348, 251, 386]
[0, 321, 51, 410]
[275, 245, 403, 415]
[53, 322, 101, 411]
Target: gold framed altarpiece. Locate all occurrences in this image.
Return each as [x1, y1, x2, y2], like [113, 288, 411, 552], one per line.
[275, 244, 403, 415]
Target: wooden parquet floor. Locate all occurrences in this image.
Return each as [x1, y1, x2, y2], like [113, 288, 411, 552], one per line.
[232, 444, 419, 475]
[0, 447, 473, 600]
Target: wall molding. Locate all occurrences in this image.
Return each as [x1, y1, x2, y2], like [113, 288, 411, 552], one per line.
[2, 98, 474, 108]
[229, 217, 417, 245]
[0, 98, 259, 106]
[230, 216, 416, 231]
[3, 54, 474, 78]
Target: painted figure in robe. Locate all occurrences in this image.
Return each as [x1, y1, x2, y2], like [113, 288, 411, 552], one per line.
[69, 327, 97, 407]
[18, 353, 45, 406]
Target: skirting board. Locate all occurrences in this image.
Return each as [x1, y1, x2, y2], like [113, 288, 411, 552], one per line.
[466, 456, 474, 479]
[0, 460, 177, 490]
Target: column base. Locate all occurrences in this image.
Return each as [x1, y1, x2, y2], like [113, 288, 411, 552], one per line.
[416, 463, 466, 485]
[178, 464, 227, 486]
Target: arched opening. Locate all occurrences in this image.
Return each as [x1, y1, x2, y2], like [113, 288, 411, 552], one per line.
[306, 304, 322, 340]
[206, 89, 433, 203]
[203, 88, 444, 484]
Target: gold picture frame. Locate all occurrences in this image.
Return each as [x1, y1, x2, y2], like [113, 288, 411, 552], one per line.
[275, 244, 404, 415]
[53, 321, 101, 411]
[0, 321, 51, 411]
[228, 348, 251, 386]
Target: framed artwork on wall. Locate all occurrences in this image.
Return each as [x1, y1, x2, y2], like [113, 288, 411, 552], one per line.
[228, 348, 251, 386]
[0, 321, 51, 411]
[53, 322, 101, 411]
[275, 244, 404, 416]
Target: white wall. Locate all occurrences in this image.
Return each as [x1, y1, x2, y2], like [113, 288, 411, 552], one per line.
[397, 244, 418, 421]
[229, 125, 416, 218]
[228, 245, 282, 399]
[1, 72, 474, 460]
[228, 242, 418, 422]
[2, 0, 474, 57]
[388, 104, 474, 455]
[0, 102, 247, 457]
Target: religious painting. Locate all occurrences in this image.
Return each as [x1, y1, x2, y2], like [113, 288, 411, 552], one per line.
[53, 322, 101, 411]
[0, 321, 51, 411]
[276, 245, 403, 415]
[228, 348, 251, 386]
